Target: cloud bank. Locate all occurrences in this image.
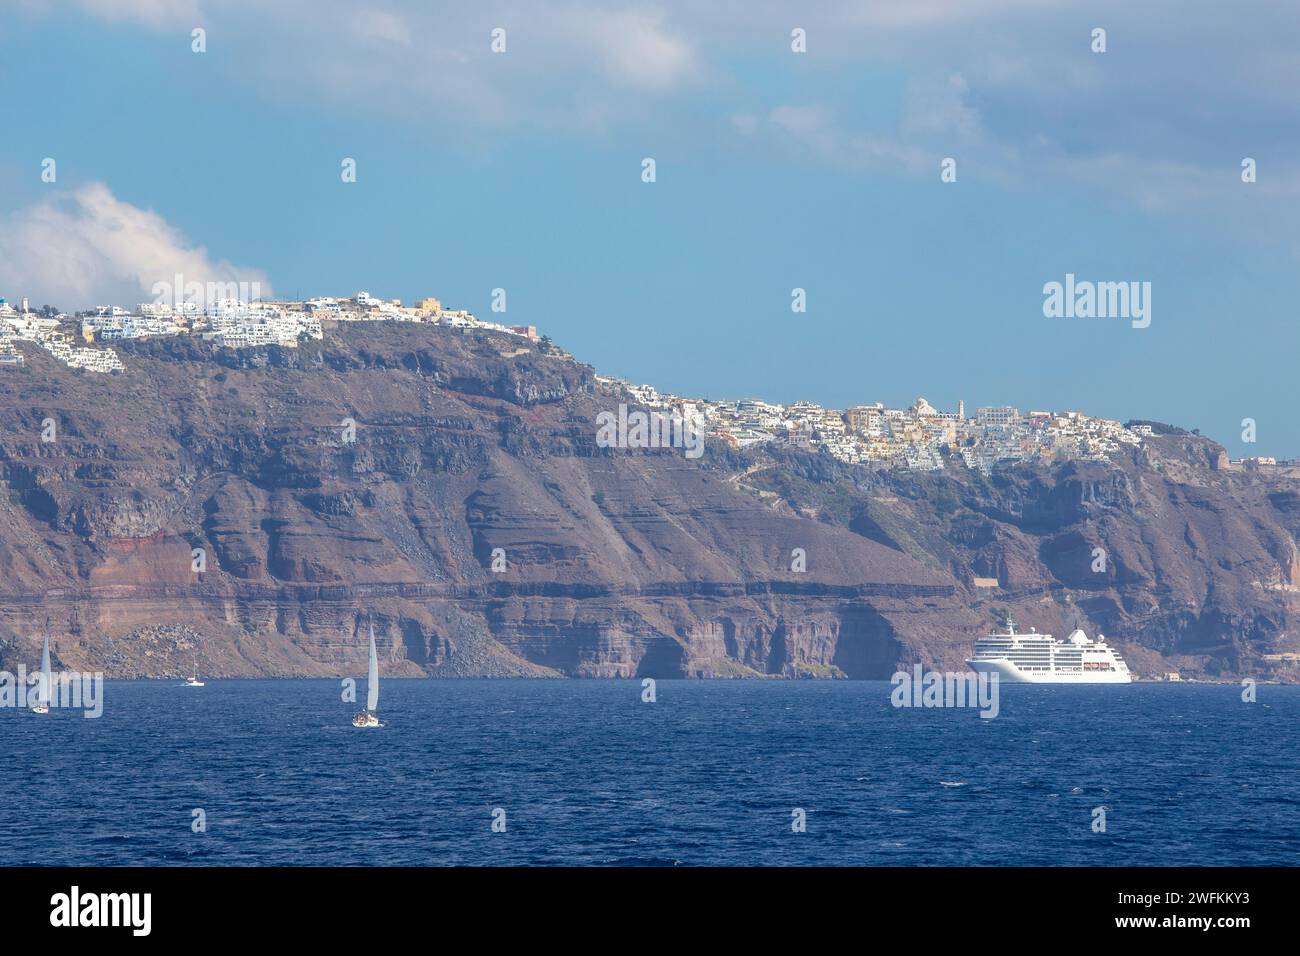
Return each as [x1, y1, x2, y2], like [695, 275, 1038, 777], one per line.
[10, 1, 1300, 215]
[0, 184, 272, 311]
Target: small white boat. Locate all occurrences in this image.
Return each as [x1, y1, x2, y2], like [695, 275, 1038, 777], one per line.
[183, 655, 205, 686]
[31, 634, 51, 714]
[352, 619, 382, 728]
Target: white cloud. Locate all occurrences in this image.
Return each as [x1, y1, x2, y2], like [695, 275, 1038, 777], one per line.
[768, 104, 832, 138]
[14, 0, 1300, 215]
[576, 8, 697, 90]
[901, 73, 983, 141]
[0, 183, 272, 310]
[98, 2, 705, 137]
[19, 0, 203, 28]
[350, 8, 410, 46]
[739, 104, 932, 178]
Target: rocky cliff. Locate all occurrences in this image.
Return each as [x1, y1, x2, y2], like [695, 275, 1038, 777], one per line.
[1, 323, 1297, 681]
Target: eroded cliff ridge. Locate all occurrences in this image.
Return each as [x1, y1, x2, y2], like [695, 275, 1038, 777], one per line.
[1, 322, 1297, 681]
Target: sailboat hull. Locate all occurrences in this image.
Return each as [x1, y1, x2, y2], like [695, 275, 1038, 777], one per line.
[30, 704, 49, 715]
[351, 712, 382, 728]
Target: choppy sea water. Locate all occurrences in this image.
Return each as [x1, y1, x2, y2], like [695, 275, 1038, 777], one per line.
[2, 680, 1297, 866]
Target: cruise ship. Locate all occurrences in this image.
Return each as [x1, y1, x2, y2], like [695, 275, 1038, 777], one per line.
[966, 618, 1132, 684]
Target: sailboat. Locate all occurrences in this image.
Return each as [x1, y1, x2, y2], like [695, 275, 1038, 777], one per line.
[31, 634, 51, 714]
[352, 619, 382, 728]
[183, 654, 205, 687]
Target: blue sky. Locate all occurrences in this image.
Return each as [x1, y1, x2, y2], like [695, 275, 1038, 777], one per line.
[1, 1, 1298, 456]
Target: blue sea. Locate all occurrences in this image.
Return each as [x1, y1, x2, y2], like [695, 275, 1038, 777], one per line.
[3, 680, 1297, 866]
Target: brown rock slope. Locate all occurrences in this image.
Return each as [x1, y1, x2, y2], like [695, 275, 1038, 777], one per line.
[0, 323, 1297, 681]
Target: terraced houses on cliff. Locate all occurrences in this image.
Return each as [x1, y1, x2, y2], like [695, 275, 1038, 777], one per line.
[595, 374, 1145, 474]
[0, 290, 539, 374]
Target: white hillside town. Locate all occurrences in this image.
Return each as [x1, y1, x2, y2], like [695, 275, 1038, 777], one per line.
[595, 377, 1153, 474]
[9, 287, 1146, 473]
[0, 290, 539, 371]
[0, 295, 124, 372]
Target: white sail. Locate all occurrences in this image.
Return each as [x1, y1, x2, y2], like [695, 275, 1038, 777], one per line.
[366, 622, 379, 713]
[37, 635, 51, 708]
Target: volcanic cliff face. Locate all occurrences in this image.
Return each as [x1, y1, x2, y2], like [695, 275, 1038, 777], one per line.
[0, 323, 1297, 681]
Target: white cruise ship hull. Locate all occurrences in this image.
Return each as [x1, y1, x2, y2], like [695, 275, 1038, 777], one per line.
[967, 658, 1132, 684]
